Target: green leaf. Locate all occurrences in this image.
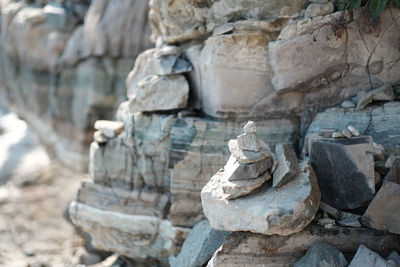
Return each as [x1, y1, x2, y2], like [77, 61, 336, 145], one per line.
[337, 0, 348, 10]
[393, 0, 400, 9]
[370, 0, 388, 18]
[348, 0, 362, 10]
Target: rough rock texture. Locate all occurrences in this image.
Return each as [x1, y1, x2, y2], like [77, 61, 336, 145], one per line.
[207, 225, 400, 267]
[169, 117, 299, 227]
[68, 201, 189, 266]
[309, 136, 375, 209]
[294, 242, 347, 267]
[349, 245, 395, 267]
[362, 181, 400, 234]
[306, 103, 400, 156]
[0, 0, 152, 170]
[129, 74, 189, 112]
[169, 220, 230, 267]
[273, 144, 300, 188]
[201, 160, 320, 235]
[224, 155, 272, 181]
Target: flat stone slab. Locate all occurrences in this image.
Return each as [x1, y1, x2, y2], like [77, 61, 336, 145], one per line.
[207, 225, 400, 267]
[310, 136, 375, 209]
[216, 170, 271, 200]
[349, 245, 394, 267]
[94, 120, 124, 138]
[169, 220, 230, 267]
[129, 74, 189, 112]
[201, 160, 320, 236]
[273, 144, 300, 188]
[362, 181, 400, 234]
[224, 155, 272, 181]
[228, 139, 273, 164]
[294, 242, 347, 267]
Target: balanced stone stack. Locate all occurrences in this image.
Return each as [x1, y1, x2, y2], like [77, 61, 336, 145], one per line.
[201, 121, 320, 236]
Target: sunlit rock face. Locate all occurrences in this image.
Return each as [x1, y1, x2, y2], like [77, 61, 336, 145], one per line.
[0, 0, 153, 170]
[3, 0, 400, 265]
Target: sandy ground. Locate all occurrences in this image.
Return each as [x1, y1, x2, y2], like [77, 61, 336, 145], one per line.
[0, 112, 88, 266]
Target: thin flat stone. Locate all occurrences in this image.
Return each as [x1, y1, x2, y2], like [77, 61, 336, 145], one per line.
[224, 155, 272, 181]
[320, 201, 339, 220]
[347, 125, 360, 136]
[228, 139, 273, 164]
[94, 120, 124, 138]
[273, 144, 300, 188]
[221, 171, 271, 200]
[243, 121, 256, 134]
[337, 212, 362, 228]
[93, 131, 108, 144]
[332, 131, 343, 138]
[342, 128, 352, 139]
[321, 128, 336, 138]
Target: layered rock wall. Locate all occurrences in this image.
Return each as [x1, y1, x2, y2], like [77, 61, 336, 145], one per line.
[0, 0, 152, 170]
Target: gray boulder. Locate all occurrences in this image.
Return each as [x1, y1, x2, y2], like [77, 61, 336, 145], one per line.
[169, 220, 230, 267]
[349, 245, 395, 267]
[294, 242, 347, 267]
[310, 136, 375, 209]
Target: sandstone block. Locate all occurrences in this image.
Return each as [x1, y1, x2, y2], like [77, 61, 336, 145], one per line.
[129, 74, 189, 112]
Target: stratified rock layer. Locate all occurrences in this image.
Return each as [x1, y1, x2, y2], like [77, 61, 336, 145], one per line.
[207, 226, 400, 267]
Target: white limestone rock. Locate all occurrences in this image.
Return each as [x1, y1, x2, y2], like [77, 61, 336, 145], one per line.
[273, 144, 300, 188]
[129, 75, 189, 112]
[237, 133, 261, 152]
[201, 160, 320, 235]
[224, 155, 272, 181]
[94, 120, 124, 139]
[305, 2, 334, 18]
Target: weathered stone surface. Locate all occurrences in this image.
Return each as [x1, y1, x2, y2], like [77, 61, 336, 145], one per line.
[207, 225, 400, 267]
[237, 133, 261, 152]
[94, 120, 124, 138]
[77, 181, 169, 218]
[89, 138, 136, 189]
[133, 113, 174, 190]
[229, 139, 273, 164]
[169, 117, 299, 227]
[342, 128, 352, 139]
[93, 131, 108, 144]
[384, 159, 400, 184]
[201, 160, 320, 235]
[349, 245, 394, 267]
[388, 251, 400, 267]
[338, 212, 362, 228]
[341, 100, 356, 108]
[216, 170, 271, 200]
[318, 218, 335, 229]
[373, 142, 385, 161]
[169, 220, 230, 267]
[224, 155, 272, 181]
[362, 181, 400, 234]
[310, 136, 375, 209]
[305, 103, 400, 156]
[129, 75, 189, 112]
[269, 23, 347, 92]
[294, 242, 347, 267]
[149, 0, 307, 43]
[356, 84, 395, 110]
[304, 2, 334, 18]
[273, 144, 300, 188]
[68, 202, 189, 265]
[243, 121, 256, 134]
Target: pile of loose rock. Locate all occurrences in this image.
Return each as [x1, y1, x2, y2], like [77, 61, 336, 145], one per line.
[201, 121, 320, 236]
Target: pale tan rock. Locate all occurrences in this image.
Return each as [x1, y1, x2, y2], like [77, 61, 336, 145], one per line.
[305, 2, 334, 18]
[93, 131, 108, 144]
[342, 129, 352, 139]
[224, 155, 272, 181]
[356, 84, 395, 110]
[332, 131, 343, 138]
[243, 121, 256, 134]
[237, 133, 261, 152]
[228, 139, 273, 164]
[318, 218, 335, 229]
[128, 75, 189, 112]
[68, 202, 189, 264]
[201, 161, 320, 235]
[94, 120, 124, 138]
[373, 142, 385, 161]
[273, 144, 300, 188]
